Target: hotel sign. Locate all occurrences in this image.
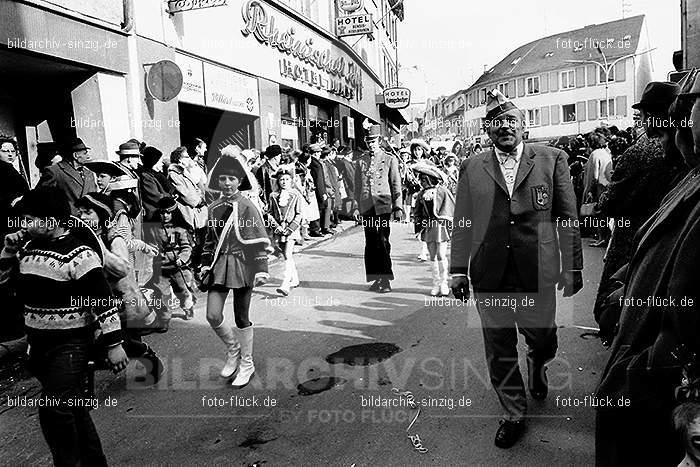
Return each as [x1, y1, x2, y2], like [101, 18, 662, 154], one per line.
[383, 87, 411, 109]
[241, 0, 362, 101]
[168, 0, 228, 14]
[336, 13, 373, 37]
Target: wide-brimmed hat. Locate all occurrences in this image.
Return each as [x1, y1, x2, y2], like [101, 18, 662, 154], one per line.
[208, 155, 251, 191]
[485, 89, 519, 121]
[409, 139, 430, 154]
[632, 82, 680, 113]
[412, 162, 447, 184]
[115, 141, 141, 159]
[84, 161, 130, 178]
[75, 192, 114, 222]
[69, 138, 91, 153]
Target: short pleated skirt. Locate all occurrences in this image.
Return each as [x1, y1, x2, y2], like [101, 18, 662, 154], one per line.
[421, 224, 451, 243]
[210, 253, 255, 289]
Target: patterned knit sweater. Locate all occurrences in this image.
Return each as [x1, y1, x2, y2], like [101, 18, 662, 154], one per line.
[0, 233, 122, 347]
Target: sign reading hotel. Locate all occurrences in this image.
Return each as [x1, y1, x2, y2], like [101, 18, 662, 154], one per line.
[168, 0, 228, 14]
[336, 14, 373, 37]
[240, 0, 362, 102]
[203, 62, 259, 116]
[383, 87, 411, 109]
[338, 0, 364, 13]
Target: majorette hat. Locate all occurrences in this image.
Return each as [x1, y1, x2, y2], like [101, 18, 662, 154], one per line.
[75, 192, 114, 222]
[208, 155, 252, 191]
[485, 89, 519, 121]
[157, 196, 178, 212]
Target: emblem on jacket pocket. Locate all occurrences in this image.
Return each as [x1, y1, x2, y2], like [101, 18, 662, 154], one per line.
[533, 185, 550, 206]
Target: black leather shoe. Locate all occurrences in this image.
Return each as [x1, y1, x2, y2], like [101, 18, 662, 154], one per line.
[528, 359, 548, 401]
[368, 280, 381, 291]
[377, 279, 392, 293]
[135, 318, 169, 335]
[494, 419, 525, 448]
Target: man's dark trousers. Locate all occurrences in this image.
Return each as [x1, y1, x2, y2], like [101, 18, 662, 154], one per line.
[362, 207, 393, 282]
[473, 257, 558, 422]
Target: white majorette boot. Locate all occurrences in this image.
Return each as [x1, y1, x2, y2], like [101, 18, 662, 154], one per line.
[439, 258, 450, 297]
[430, 261, 441, 296]
[212, 321, 240, 378]
[231, 326, 254, 389]
[290, 263, 300, 288]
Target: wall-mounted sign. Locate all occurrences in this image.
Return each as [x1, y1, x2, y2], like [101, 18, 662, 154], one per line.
[383, 87, 411, 109]
[203, 62, 259, 116]
[336, 13, 373, 37]
[344, 116, 355, 139]
[175, 54, 205, 106]
[146, 60, 183, 102]
[168, 0, 228, 14]
[338, 0, 364, 13]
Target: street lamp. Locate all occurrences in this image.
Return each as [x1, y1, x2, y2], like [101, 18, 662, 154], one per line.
[565, 47, 656, 121]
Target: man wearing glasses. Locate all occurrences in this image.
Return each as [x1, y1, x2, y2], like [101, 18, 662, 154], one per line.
[450, 89, 583, 448]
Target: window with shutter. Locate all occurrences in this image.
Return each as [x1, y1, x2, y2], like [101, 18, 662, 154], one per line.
[541, 106, 550, 126]
[576, 101, 587, 121]
[562, 104, 576, 123]
[517, 78, 526, 97]
[615, 59, 626, 82]
[587, 65, 596, 87]
[576, 67, 585, 87]
[616, 96, 628, 116]
[549, 71, 558, 92]
[540, 73, 549, 93]
[588, 100, 598, 120]
[551, 104, 561, 124]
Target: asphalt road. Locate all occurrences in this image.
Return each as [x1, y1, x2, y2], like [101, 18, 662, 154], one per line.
[0, 221, 608, 466]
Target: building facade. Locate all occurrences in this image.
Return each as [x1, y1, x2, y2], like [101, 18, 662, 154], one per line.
[461, 16, 653, 143]
[0, 0, 406, 186]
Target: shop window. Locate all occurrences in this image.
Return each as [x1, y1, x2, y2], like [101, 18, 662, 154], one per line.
[281, 93, 301, 120]
[562, 104, 577, 123]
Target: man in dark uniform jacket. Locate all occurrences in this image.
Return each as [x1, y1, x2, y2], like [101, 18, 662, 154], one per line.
[307, 143, 331, 236]
[354, 124, 403, 293]
[450, 90, 583, 448]
[36, 138, 97, 214]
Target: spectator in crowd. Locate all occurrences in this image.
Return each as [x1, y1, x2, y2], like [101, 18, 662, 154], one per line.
[595, 72, 700, 467]
[296, 148, 320, 240]
[451, 140, 464, 160]
[1, 135, 29, 187]
[168, 147, 207, 233]
[321, 146, 341, 230]
[594, 81, 686, 336]
[410, 139, 432, 261]
[37, 138, 97, 214]
[255, 145, 282, 206]
[442, 153, 459, 196]
[582, 131, 613, 247]
[673, 403, 700, 467]
[307, 143, 329, 236]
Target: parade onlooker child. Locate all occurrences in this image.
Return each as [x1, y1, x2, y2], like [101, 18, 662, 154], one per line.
[0, 187, 127, 466]
[267, 168, 303, 296]
[412, 163, 455, 296]
[200, 156, 271, 388]
[156, 196, 195, 320]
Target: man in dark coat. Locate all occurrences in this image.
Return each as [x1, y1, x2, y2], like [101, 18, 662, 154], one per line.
[354, 124, 403, 293]
[450, 89, 583, 448]
[255, 145, 282, 206]
[307, 143, 330, 236]
[594, 72, 700, 467]
[36, 138, 97, 214]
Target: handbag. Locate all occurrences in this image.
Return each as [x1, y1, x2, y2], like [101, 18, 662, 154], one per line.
[580, 193, 596, 217]
[196, 208, 237, 292]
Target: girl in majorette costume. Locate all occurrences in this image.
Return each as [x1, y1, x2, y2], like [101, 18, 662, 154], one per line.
[266, 168, 303, 296]
[412, 163, 455, 296]
[199, 155, 271, 388]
